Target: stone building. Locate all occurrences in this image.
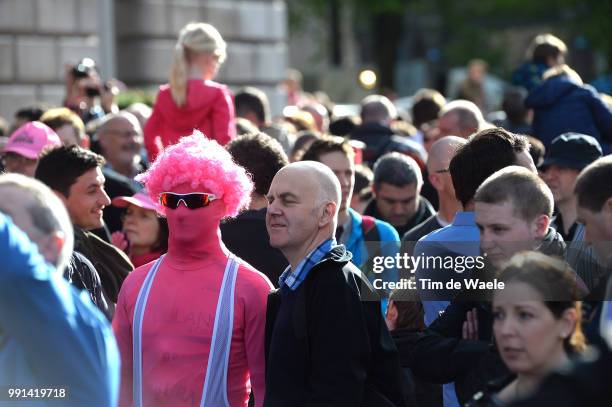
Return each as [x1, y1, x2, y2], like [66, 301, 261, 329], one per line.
[0, 0, 288, 122]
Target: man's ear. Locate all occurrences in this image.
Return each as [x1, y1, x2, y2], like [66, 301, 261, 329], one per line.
[428, 172, 442, 191]
[385, 301, 398, 329]
[98, 133, 108, 151]
[532, 214, 550, 239]
[318, 201, 337, 228]
[604, 197, 612, 214]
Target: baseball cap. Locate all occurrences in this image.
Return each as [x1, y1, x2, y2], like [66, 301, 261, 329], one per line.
[112, 190, 158, 212]
[3, 121, 61, 159]
[539, 132, 602, 171]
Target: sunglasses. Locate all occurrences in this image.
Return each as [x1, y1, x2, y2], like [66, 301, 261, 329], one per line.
[159, 192, 217, 210]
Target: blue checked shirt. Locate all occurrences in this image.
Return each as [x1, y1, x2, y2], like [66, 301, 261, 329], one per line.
[278, 238, 336, 290]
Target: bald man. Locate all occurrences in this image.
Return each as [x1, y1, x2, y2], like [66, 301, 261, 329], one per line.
[437, 100, 484, 138]
[264, 161, 407, 407]
[403, 136, 465, 247]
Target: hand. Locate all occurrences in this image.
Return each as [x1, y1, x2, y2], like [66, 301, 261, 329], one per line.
[111, 231, 129, 252]
[64, 63, 79, 106]
[462, 308, 479, 340]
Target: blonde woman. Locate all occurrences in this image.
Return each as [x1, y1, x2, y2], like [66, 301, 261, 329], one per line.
[144, 22, 236, 160]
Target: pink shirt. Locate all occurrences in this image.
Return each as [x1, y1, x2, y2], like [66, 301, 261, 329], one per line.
[112, 254, 272, 407]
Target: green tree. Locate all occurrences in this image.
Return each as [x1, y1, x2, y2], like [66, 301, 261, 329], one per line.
[288, 0, 611, 91]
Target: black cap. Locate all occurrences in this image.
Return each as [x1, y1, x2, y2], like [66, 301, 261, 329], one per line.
[540, 133, 602, 171]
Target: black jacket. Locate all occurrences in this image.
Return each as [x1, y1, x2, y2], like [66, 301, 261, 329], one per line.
[74, 227, 133, 304]
[220, 208, 288, 286]
[63, 250, 112, 320]
[509, 343, 612, 407]
[464, 375, 514, 407]
[407, 228, 566, 404]
[264, 245, 408, 407]
[392, 328, 442, 407]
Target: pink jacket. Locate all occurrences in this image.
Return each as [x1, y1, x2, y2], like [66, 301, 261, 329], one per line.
[144, 79, 236, 160]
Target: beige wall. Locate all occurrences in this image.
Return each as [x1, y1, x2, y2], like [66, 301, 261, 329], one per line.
[0, 0, 288, 123]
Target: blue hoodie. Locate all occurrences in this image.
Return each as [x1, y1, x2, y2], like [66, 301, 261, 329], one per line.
[525, 74, 612, 153]
[0, 213, 119, 406]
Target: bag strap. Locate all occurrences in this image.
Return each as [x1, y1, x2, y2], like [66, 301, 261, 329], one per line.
[132, 255, 165, 407]
[132, 255, 238, 407]
[360, 215, 380, 242]
[200, 255, 238, 407]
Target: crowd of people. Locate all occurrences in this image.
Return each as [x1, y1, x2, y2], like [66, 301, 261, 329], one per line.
[0, 22, 611, 407]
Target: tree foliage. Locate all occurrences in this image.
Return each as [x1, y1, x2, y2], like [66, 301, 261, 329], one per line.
[288, 0, 611, 89]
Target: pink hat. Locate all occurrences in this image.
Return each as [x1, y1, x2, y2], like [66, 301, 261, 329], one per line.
[3, 121, 61, 159]
[112, 190, 158, 212]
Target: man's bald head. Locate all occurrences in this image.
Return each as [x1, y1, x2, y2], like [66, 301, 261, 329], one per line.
[437, 100, 484, 138]
[277, 161, 341, 215]
[427, 136, 467, 173]
[98, 110, 141, 132]
[360, 95, 397, 125]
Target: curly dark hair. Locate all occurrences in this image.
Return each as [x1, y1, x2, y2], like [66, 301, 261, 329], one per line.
[226, 132, 289, 196]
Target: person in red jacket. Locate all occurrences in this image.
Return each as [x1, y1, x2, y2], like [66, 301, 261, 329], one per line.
[144, 22, 236, 161]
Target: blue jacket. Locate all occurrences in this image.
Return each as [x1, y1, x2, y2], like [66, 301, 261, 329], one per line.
[0, 213, 119, 406]
[525, 74, 612, 152]
[345, 208, 400, 283]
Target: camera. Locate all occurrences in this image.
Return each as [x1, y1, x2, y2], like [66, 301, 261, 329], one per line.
[72, 57, 97, 79]
[85, 87, 101, 97]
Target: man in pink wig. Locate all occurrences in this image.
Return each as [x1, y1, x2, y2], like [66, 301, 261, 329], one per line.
[112, 131, 273, 407]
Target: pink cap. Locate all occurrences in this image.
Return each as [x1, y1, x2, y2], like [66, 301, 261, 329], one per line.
[3, 121, 62, 159]
[111, 190, 158, 212]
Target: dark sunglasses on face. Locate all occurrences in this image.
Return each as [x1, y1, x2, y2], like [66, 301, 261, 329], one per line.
[159, 192, 217, 210]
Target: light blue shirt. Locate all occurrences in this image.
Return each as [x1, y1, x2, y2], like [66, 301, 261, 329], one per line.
[0, 214, 119, 406]
[414, 211, 480, 407]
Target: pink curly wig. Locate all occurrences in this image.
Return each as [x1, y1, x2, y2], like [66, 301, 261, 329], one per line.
[136, 131, 252, 217]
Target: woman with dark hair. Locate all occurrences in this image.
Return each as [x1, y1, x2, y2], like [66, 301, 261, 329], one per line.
[110, 190, 168, 267]
[467, 251, 586, 406]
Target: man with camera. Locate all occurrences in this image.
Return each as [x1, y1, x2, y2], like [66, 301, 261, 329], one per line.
[64, 57, 116, 124]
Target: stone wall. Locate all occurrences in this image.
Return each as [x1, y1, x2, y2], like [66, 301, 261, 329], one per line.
[0, 0, 288, 123]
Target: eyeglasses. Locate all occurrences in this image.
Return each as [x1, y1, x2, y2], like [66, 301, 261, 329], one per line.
[159, 192, 217, 210]
[104, 129, 141, 139]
